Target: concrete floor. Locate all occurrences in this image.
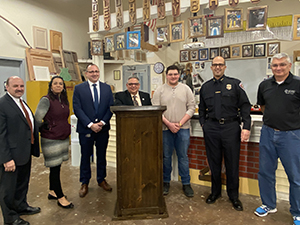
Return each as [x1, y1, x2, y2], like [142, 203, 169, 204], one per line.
[1, 155, 293, 225]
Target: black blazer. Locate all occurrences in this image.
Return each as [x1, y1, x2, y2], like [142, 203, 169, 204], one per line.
[114, 90, 152, 106]
[0, 94, 40, 166]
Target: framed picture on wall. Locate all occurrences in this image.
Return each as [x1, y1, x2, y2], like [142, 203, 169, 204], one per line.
[127, 31, 141, 49]
[169, 21, 185, 43]
[114, 32, 126, 50]
[190, 50, 199, 61]
[188, 16, 205, 38]
[114, 70, 121, 80]
[224, 8, 243, 31]
[155, 25, 169, 44]
[242, 44, 253, 57]
[91, 40, 103, 55]
[267, 42, 280, 56]
[293, 14, 300, 40]
[104, 35, 114, 52]
[230, 45, 242, 58]
[254, 43, 266, 57]
[206, 16, 224, 38]
[220, 46, 230, 59]
[246, 5, 268, 31]
[180, 50, 189, 62]
[199, 48, 209, 61]
[210, 48, 220, 59]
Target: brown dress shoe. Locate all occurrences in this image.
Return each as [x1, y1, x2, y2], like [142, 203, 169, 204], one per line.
[98, 180, 112, 192]
[79, 184, 88, 198]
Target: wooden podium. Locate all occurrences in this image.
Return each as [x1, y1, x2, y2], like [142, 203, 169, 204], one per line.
[110, 106, 168, 220]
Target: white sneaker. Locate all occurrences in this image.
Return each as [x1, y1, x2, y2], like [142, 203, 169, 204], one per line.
[254, 205, 277, 217]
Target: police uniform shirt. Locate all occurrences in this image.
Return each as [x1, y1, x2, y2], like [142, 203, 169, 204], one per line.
[257, 72, 300, 131]
[199, 75, 251, 130]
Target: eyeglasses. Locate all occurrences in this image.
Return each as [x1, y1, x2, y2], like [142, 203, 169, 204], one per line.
[87, 70, 99, 74]
[128, 83, 139, 86]
[212, 64, 225, 67]
[271, 63, 288, 68]
[167, 73, 179, 76]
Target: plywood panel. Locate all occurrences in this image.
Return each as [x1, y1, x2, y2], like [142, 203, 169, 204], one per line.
[60, 49, 81, 81]
[25, 48, 56, 80]
[50, 30, 63, 53]
[33, 26, 48, 50]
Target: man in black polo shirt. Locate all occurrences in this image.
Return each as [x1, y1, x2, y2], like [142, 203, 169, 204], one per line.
[199, 56, 251, 211]
[254, 53, 300, 225]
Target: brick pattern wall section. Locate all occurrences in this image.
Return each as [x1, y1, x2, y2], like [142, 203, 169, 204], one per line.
[188, 137, 260, 179]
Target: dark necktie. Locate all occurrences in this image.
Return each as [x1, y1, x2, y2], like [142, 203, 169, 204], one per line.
[20, 99, 34, 144]
[214, 81, 222, 120]
[92, 83, 98, 112]
[133, 95, 139, 106]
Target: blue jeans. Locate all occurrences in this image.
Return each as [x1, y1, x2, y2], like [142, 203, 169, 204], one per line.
[258, 125, 300, 217]
[163, 129, 191, 185]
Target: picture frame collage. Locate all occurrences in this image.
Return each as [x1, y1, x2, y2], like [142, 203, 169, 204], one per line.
[104, 31, 141, 53]
[156, 5, 273, 45]
[180, 42, 280, 62]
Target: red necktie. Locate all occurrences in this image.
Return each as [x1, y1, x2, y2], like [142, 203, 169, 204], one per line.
[20, 99, 34, 144]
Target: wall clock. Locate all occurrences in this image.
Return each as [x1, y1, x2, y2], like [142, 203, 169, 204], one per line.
[91, 40, 103, 55]
[153, 62, 165, 74]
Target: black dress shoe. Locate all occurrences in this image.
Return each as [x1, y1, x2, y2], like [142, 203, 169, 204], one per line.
[18, 206, 41, 215]
[206, 193, 221, 204]
[5, 218, 30, 225]
[230, 199, 243, 211]
[57, 201, 74, 209]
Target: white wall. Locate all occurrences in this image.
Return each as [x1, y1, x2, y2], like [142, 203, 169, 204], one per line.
[0, 0, 90, 67]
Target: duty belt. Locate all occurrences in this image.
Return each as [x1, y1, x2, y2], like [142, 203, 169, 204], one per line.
[208, 117, 239, 125]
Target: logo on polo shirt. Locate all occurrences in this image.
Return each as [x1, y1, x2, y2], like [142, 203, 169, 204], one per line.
[284, 89, 295, 95]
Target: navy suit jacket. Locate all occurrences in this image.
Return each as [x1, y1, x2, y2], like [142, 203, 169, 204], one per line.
[0, 94, 40, 166]
[73, 81, 114, 134]
[114, 90, 152, 106]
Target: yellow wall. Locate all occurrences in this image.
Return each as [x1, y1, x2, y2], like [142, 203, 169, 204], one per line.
[26, 80, 82, 115]
[190, 168, 260, 197]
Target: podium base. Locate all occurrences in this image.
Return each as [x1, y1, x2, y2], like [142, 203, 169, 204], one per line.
[112, 200, 168, 221]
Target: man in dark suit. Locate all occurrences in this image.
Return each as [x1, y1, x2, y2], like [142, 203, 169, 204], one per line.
[114, 76, 152, 106]
[73, 64, 114, 198]
[0, 76, 40, 225]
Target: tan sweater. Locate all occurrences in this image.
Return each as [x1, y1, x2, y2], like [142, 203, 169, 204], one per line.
[152, 82, 196, 130]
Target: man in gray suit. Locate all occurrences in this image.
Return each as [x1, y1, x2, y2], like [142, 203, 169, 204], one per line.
[0, 76, 40, 225]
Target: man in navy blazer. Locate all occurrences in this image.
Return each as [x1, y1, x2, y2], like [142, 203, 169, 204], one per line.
[73, 64, 114, 198]
[114, 76, 152, 106]
[0, 76, 40, 225]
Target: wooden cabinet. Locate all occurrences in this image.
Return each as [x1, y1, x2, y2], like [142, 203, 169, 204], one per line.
[111, 106, 168, 220]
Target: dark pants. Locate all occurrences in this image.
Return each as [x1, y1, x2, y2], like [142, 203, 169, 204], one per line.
[79, 131, 109, 185]
[203, 120, 241, 200]
[0, 159, 31, 224]
[49, 165, 64, 198]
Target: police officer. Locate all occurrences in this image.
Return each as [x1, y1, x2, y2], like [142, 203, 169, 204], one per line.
[199, 56, 251, 211]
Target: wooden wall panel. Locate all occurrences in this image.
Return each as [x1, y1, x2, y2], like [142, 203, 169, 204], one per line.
[50, 30, 63, 53]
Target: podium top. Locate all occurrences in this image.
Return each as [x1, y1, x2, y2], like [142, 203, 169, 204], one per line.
[110, 105, 166, 113]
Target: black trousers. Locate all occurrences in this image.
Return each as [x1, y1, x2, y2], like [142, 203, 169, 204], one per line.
[203, 120, 241, 200]
[49, 165, 64, 199]
[0, 159, 31, 224]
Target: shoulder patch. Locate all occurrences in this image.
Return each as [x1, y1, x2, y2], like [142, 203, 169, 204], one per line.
[239, 82, 245, 90]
